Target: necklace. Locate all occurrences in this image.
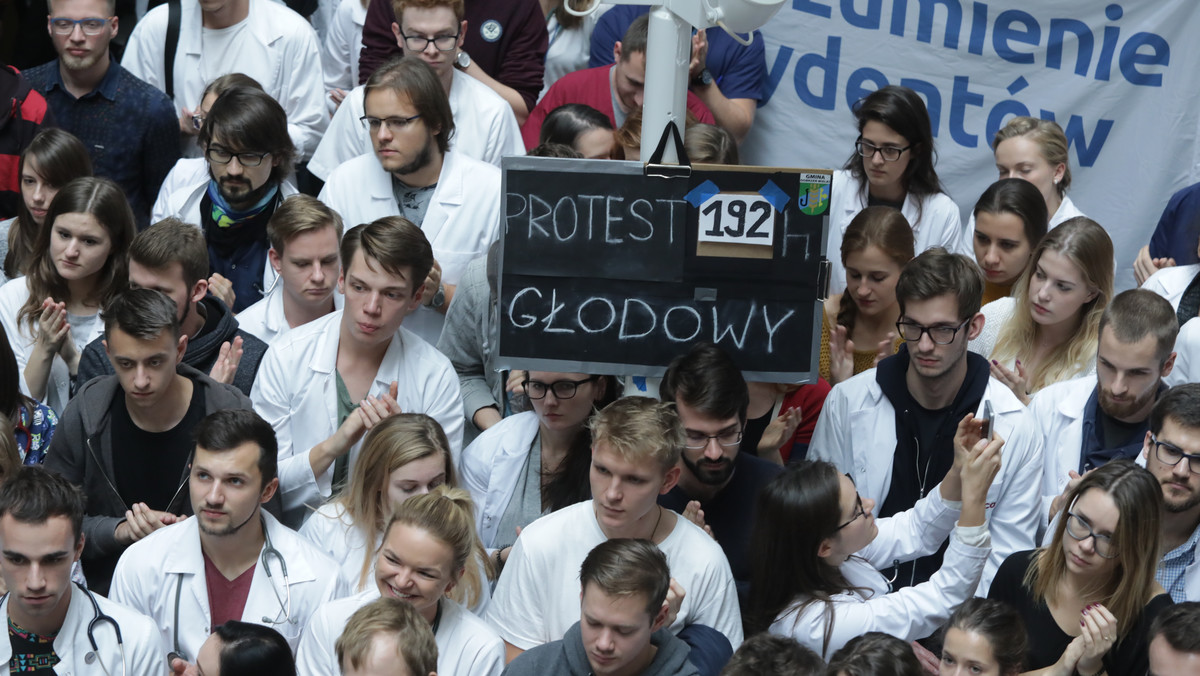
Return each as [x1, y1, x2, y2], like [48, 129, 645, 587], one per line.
[646, 505, 664, 542]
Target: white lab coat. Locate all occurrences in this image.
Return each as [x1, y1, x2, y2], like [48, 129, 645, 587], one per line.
[0, 584, 164, 675]
[459, 411, 539, 549]
[295, 589, 504, 676]
[826, 169, 969, 295]
[768, 488, 988, 660]
[1168, 317, 1200, 387]
[809, 369, 1038, 595]
[1003, 374, 1099, 531]
[1143, 264, 1200, 310]
[235, 282, 345, 347]
[109, 510, 352, 659]
[121, 0, 328, 160]
[151, 156, 301, 296]
[250, 311, 464, 526]
[318, 150, 502, 345]
[0, 277, 106, 414]
[319, 0, 366, 110]
[308, 70, 524, 179]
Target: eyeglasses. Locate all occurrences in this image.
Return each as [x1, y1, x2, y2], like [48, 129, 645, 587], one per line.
[50, 17, 110, 35]
[895, 318, 971, 345]
[524, 375, 597, 400]
[398, 31, 459, 52]
[855, 138, 912, 162]
[1151, 434, 1200, 474]
[1064, 511, 1117, 559]
[836, 478, 866, 531]
[206, 147, 270, 167]
[359, 114, 422, 134]
[683, 427, 743, 450]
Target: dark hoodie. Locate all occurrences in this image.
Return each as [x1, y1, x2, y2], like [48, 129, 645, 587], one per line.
[503, 622, 699, 676]
[75, 296, 268, 397]
[43, 363, 252, 594]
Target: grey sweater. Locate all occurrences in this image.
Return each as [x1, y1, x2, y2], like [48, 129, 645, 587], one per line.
[502, 622, 699, 676]
[43, 363, 252, 593]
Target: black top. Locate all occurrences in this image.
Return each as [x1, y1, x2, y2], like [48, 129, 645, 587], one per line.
[988, 549, 1173, 674]
[111, 382, 206, 513]
[660, 451, 782, 605]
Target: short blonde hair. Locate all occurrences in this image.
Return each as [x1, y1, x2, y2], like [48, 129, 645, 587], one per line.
[336, 597, 437, 675]
[589, 397, 683, 471]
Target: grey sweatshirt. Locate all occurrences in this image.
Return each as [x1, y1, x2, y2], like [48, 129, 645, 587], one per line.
[502, 622, 699, 676]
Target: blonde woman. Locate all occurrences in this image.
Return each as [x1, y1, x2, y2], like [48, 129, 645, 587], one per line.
[990, 117, 1084, 229]
[299, 413, 491, 611]
[971, 217, 1113, 405]
[296, 486, 504, 676]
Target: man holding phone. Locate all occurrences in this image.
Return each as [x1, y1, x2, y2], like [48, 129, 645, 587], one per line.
[810, 248, 1040, 595]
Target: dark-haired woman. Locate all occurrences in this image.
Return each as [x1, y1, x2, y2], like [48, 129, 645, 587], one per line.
[972, 179, 1049, 305]
[460, 371, 617, 565]
[539, 103, 615, 159]
[0, 128, 93, 280]
[940, 598, 1027, 676]
[0, 177, 133, 412]
[827, 85, 967, 295]
[747, 418, 1001, 659]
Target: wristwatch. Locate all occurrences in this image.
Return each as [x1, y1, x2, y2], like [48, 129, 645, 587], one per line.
[455, 50, 471, 69]
[428, 283, 446, 309]
[691, 68, 713, 87]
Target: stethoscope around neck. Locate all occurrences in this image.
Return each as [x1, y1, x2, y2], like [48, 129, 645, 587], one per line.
[2, 582, 126, 676]
[166, 514, 293, 663]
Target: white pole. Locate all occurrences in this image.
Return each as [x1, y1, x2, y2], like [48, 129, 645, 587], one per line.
[640, 5, 691, 165]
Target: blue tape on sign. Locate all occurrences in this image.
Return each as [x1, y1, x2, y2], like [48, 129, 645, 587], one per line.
[631, 376, 648, 393]
[684, 180, 721, 208]
[758, 180, 790, 212]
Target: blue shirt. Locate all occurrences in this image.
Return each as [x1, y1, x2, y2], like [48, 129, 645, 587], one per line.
[1157, 521, 1200, 603]
[1149, 182, 1200, 266]
[588, 5, 767, 102]
[23, 58, 179, 230]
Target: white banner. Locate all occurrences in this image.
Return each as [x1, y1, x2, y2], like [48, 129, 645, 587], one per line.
[741, 0, 1200, 289]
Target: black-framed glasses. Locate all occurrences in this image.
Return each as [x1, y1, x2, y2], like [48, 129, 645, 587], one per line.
[855, 138, 912, 162]
[524, 375, 597, 400]
[1064, 511, 1116, 559]
[836, 478, 866, 531]
[398, 30, 459, 52]
[50, 17, 110, 35]
[205, 147, 270, 167]
[359, 114, 422, 134]
[1151, 434, 1200, 475]
[683, 428, 743, 450]
[895, 318, 971, 345]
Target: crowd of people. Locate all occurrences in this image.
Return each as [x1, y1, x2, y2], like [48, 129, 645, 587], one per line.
[0, 0, 1198, 673]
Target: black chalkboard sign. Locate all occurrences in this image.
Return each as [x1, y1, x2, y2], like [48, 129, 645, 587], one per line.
[496, 156, 830, 383]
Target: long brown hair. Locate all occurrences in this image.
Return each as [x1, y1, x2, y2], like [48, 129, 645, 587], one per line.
[6, 129, 92, 279]
[16, 177, 134, 337]
[836, 206, 914, 333]
[1026, 460, 1162, 642]
[332, 414, 455, 591]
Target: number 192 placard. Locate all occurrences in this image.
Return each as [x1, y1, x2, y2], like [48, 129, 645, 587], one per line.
[697, 193, 776, 248]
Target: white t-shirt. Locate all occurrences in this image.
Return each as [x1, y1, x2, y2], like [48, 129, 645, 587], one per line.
[295, 589, 504, 676]
[200, 20, 252, 87]
[484, 500, 743, 649]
